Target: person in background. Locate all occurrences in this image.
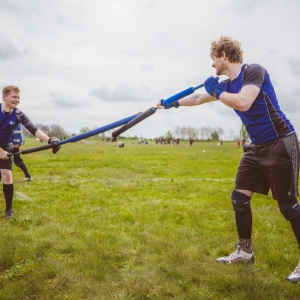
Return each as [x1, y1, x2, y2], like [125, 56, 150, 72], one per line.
[189, 137, 194, 146]
[12, 123, 33, 181]
[242, 137, 246, 146]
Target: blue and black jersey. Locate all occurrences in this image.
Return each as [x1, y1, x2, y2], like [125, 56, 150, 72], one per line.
[0, 104, 38, 145]
[220, 64, 294, 144]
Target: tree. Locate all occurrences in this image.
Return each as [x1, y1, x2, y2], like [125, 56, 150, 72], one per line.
[216, 127, 224, 141]
[187, 126, 198, 139]
[49, 124, 67, 139]
[180, 126, 187, 139]
[165, 130, 172, 139]
[202, 126, 213, 140]
[80, 126, 90, 134]
[172, 126, 180, 138]
[35, 124, 50, 134]
[240, 123, 249, 140]
[228, 129, 236, 141]
[211, 131, 219, 140]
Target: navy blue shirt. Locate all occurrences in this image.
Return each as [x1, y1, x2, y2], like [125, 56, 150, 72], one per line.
[220, 64, 294, 144]
[0, 104, 38, 145]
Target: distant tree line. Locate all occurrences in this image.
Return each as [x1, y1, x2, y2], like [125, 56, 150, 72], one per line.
[21, 123, 240, 142]
[172, 126, 226, 141]
[22, 124, 69, 140]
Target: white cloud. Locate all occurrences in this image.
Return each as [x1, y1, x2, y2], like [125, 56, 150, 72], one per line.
[0, 33, 29, 60]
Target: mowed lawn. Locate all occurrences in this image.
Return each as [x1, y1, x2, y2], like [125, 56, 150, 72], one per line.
[0, 138, 299, 300]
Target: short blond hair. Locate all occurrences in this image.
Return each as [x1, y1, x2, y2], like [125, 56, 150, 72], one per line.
[2, 86, 20, 96]
[210, 36, 243, 63]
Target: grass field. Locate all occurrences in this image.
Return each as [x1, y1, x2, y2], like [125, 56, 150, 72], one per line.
[0, 138, 299, 300]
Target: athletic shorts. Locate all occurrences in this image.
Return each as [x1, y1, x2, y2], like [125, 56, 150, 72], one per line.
[0, 143, 14, 170]
[235, 133, 299, 201]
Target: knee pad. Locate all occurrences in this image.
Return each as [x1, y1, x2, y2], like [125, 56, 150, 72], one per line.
[231, 190, 251, 212]
[278, 199, 300, 221]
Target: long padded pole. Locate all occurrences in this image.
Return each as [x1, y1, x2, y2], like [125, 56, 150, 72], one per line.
[111, 83, 204, 138]
[13, 112, 141, 156]
[161, 83, 204, 106]
[112, 107, 156, 138]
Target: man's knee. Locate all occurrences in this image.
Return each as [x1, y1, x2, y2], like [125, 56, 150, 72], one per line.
[1, 169, 13, 184]
[278, 199, 300, 221]
[231, 190, 251, 212]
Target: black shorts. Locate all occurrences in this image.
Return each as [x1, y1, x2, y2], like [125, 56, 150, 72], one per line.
[0, 143, 14, 170]
[235, 133, 299, 201]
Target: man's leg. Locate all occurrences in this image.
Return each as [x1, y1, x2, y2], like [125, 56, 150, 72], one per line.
[1, 169, 14, 219]
[234, 189, 253, 247]
[289, 215, 300, 282]
[216, 189, 254, 264]
[290, 215, 300, 249]
[277, 199, 300, 282]
[270, 134, 300, 282]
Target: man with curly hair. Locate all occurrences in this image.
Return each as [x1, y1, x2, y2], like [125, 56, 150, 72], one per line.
[157, 36, 300, 283]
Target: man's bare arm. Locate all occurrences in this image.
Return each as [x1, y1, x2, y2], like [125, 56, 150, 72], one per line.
[35, 130, 50, 142]
[219, 85, 260, 111]
[178, 92, 217, 106]
[156, 92, 216, 109]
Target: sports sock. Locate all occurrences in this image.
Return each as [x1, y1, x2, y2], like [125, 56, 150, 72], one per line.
[239, 238, 252, 253]
[19, 165, 31, 178]
[3, 183, 14, 210]
[235, 209, 252, 240]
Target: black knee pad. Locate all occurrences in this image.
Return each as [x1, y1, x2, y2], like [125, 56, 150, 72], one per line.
[231, 190, 251, 212]
[278, 199, 300, 221]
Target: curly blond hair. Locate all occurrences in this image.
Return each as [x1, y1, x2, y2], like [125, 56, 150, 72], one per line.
[210, 36, 243, 63]
[2, 86, 20, 96]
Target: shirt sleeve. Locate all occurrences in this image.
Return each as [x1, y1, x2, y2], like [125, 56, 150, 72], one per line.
[242, 64, 266, 88]
[18, 110, 39, 136]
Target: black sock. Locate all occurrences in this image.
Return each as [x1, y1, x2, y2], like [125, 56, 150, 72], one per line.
[235, 209, 252, 239]
[19, 165, 31, 178]
[290, 214, 300, 248]
[3, 183, 14, 211]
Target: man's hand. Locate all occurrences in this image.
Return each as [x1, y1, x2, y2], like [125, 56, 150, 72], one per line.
[204, 76, 224, 100]
[48, 137, 61, 154]
[156, 99, 180, 109]
[0, 148, 9, 160]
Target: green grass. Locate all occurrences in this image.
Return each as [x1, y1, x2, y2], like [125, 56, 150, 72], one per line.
[0, 139, 299, 299]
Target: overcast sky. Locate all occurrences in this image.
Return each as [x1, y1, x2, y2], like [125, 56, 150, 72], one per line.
[1, 0, 300, 139]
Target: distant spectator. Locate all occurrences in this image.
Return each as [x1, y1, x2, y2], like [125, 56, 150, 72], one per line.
[189, 137, 194, 146]
[12, 124, 33, 181]
[0, 124, 33, 183]
[242, 137, 246, 146]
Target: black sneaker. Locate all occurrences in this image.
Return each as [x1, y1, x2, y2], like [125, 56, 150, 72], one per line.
[5, 209, 14, 219]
